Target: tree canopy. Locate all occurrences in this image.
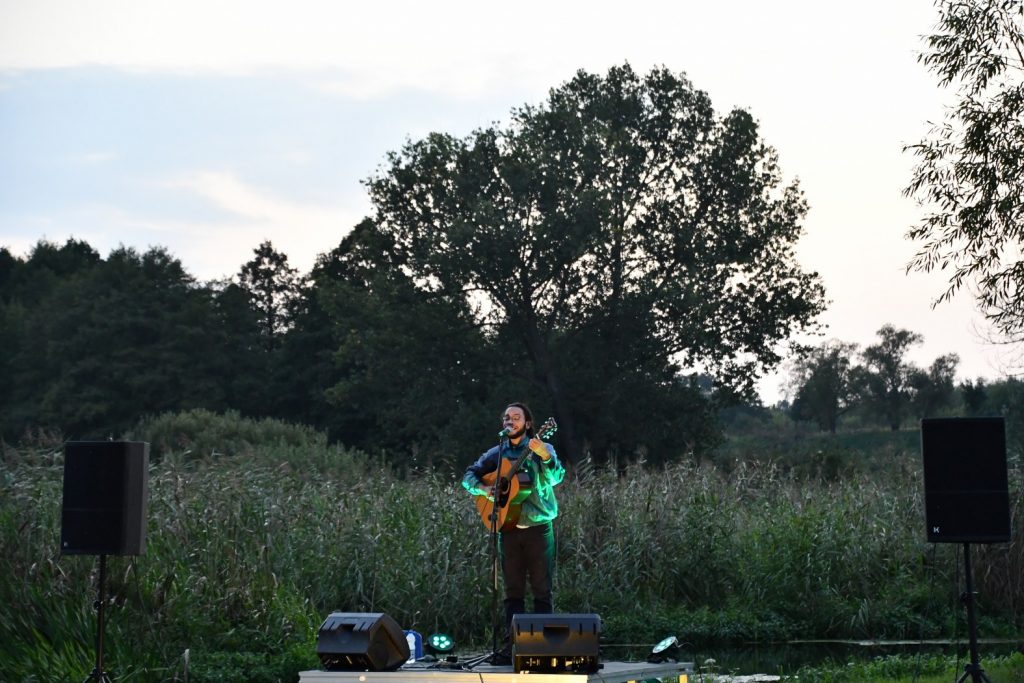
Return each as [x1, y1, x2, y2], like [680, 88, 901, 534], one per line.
[0, 243, 232, 438]
[789, 340, 858, 434]
[238, 240, 304, 349]
[905, 0, 1024, 337]
[363, 63, 826, 462]
[788, 325, 961, 432]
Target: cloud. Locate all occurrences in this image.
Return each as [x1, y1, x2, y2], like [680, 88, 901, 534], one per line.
[0, 172, 367, 280]
[164, 170, 356, 224]
[5, 0, 902, 100]
[154, 170, 367, 276]
[0, 1, 558, 96]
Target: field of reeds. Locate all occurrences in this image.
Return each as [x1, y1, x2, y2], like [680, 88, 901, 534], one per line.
[2, 411, 1022, 682]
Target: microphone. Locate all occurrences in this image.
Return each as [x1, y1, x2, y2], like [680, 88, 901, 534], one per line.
[498, 427, 512, 438]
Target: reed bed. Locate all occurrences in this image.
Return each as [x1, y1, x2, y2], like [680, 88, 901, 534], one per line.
[1, 436, 1021, 682]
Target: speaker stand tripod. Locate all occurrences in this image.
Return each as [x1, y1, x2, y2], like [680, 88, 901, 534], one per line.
[83, 554, 113, 683]
[956, 543, 991, 683]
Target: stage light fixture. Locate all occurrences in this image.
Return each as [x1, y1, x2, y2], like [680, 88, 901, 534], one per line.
[647, 635, 679, 663]
[426, 632, 454, 655]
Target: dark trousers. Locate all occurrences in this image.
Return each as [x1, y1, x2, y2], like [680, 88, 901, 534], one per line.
[499, 522, 555, 634]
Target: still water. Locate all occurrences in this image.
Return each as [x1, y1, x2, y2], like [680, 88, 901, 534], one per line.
[693, 640, 1023, 676]
[606, 640, 1023, 676]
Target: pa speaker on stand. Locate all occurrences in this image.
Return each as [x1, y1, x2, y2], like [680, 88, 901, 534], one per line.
[922, 417, 1010, 544]
[61, 441, 150, 683]
[921, 417, 1011, 683]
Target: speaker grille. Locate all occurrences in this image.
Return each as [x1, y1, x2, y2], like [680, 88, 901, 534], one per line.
[61, 441, 149, 555]
[921, 418, 1011, 544]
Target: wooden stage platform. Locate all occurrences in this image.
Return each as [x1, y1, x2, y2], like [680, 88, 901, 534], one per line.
[300, 659, 693, 683]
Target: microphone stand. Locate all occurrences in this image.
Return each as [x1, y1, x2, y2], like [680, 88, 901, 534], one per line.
[488, 436, 506, 664]
[466, 436, 509, 669]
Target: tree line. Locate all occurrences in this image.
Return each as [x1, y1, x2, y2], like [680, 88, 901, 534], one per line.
[785, 325, 963, 434]
[4, 41, 1021, 464]
[0, 228, 773, 467]
[783, 325, 1024, 451]
[0, 64, 832, 467]
[4, 232, 1007, 463]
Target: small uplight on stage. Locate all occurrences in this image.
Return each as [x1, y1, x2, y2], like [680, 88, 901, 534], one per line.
[647, 635, 679, 663]
[426, 632, 455, 656]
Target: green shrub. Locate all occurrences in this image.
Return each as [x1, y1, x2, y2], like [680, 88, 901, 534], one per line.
[126, 409, 328, 462]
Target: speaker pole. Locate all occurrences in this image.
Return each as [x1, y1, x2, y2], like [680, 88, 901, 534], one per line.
[957, 543, 992, 683]
[83, 554, 113, 683]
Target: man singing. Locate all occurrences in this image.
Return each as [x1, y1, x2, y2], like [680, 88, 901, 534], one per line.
[462, 402, 565, 659]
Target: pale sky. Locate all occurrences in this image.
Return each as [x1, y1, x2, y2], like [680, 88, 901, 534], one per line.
[0, 0, 1014, 403]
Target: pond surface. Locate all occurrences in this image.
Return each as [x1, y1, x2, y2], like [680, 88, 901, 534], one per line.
[679, 639, 1024, 676]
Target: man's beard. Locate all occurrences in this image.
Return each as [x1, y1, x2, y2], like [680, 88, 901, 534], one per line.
[508, 426, 528, 440]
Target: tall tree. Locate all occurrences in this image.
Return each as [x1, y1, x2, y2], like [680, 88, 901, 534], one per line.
[856, 325, 925, 431]
[0, 239, 105, 438]
[207, 279, 270, 418]
[0, 247, 16, 296]
[318, 219, 500, 461]
[978, 377, 1024, 455]
[960, 377, 989, 415]
[910, 352, 960, 419]
[270, 262, 344, 436]
[363, 63, 826, 463]
[788, 340, 858, 433]
[904, 0, 1024, 337]
[238, 240, 304, 351]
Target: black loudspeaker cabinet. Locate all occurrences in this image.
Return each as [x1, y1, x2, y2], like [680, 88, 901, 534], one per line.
[317, 612, 409, 671]
[61, 441, 150, 556]
[921, 417, 1011, 544]
[511, 613, 602, 673]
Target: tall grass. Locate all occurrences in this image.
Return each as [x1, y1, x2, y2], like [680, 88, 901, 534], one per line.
[2, 417, 1021, 681]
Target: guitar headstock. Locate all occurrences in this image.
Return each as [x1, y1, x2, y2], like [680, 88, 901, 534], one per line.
[535, 417, 557, 441]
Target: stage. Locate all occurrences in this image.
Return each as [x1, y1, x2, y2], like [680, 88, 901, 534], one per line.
[299, 659, 693, 683]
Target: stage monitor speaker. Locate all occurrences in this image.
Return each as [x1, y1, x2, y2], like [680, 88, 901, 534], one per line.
[61, 441, 150, 556]
[317, 612, 409, 672]
[511, 613, 601, 673]
[921, 417, 1011, 544]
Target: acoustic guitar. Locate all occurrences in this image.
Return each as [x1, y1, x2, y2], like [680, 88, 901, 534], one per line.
[474, 418, 558, 532]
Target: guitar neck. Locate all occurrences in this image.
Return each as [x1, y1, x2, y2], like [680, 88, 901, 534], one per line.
[502, 430, 550, 479]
